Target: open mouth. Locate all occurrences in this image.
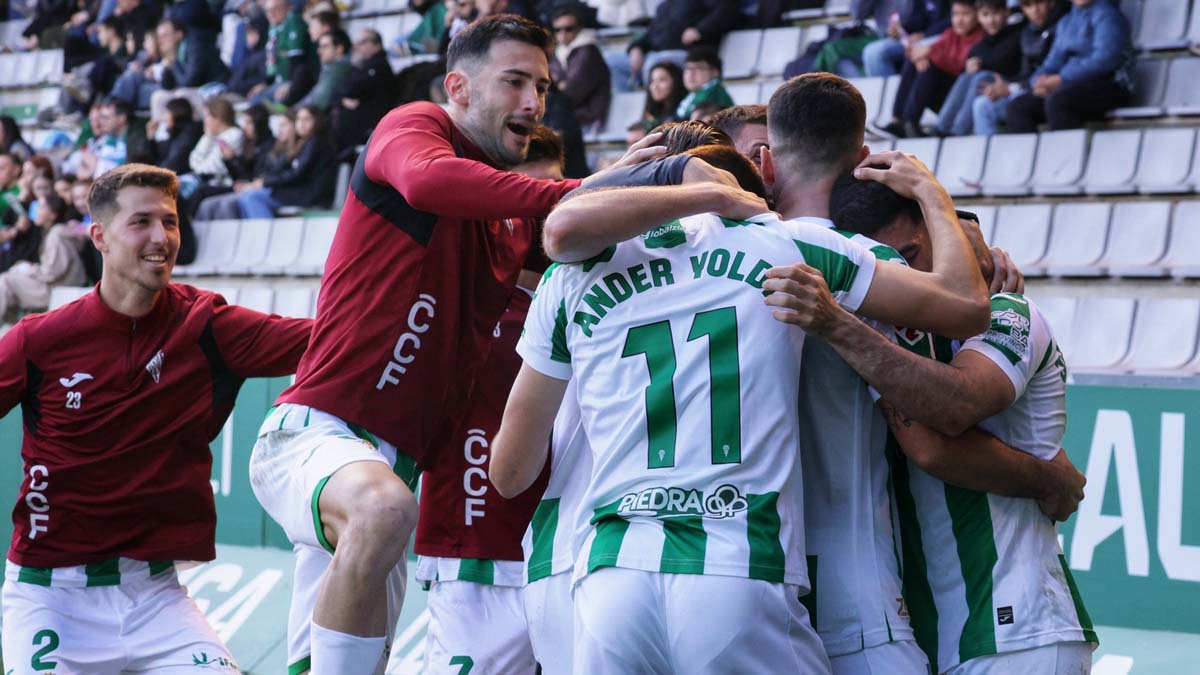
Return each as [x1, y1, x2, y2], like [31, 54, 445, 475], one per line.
[506, 120, 533, 138]
[141, 253, 168, 266]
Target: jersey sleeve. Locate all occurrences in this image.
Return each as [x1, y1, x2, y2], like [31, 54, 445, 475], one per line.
[516, 264, 573, 381]
[0, 320, 27, 417]
[364, 104, 582, 221]
[789, 224, 877, 312]
[958, 293, 1047, 400]
[210, 299, 313, 378]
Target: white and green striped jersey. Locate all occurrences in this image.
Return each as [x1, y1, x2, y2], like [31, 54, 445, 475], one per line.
[521, 379, 593, 584]
[415, 555, 525, 588]
[6, 557, 176, 587]
[517, 212, 878, 589]
[797, 223, 915, 656]
[892, 293, 1096, 673]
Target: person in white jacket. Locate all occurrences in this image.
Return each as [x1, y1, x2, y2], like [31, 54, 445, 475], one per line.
[184, 97, 245, 196]
[0, 193, 86, 321]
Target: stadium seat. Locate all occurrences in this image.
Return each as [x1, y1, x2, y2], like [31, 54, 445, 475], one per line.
[1135, 0, 1190, 50]
[273, 286, 316, 318]
[1081, 129, 1142, 195]
[257, 218, 306, 275]
[1101, 201, 1173, 277]
[719, 30, 762, 80]
[1190, 0, 1200, 48]
[1032, 294, 1076, 358]
[1068, 297, 1136, 370]
[849, 77, 885, 132]
[198, 284, 241, 305]
[825, 0, 853, 15]
[1164, 201, 1200, 277]
[291, 217, 338, 276]
[1112, 58, 1168, 118]
[991, 204, 1052, 275]
[1137, 127, 1197, 193]
[725, 82, 760, 106]
[758, 79, 783, 103]
[1120, 298, 1200, 372]
[873, 75, 900, 130]
[0, 55, 15, 89]
[597, 91, 643, 143]
[1030, 130, 1088, 195]
[935, 135, 986, 196]
[804, 23, 830, 46]
[374, 15, 404, 43]
[893, 137, 941, 173]
[12, 52, 37, 87]
[1163, 57, 1200, 115]
[34, 50, 62, 84]
[1042, 202, 1112, 277]
[981, 133, 1038, 196]
[1119, 0, 1142, 36]
[48, 286, 91, 310]
[177, 220, 240, 276]
[757, 27, 803, 77]
[238, 286, 274, 314]
[217, 218, 273, 275]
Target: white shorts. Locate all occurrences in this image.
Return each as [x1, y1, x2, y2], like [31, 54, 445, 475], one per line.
[574, 568, 832, 675]
[251, 404, 417, 675]
[422, 580, 535, 674]
[947, 642, 1093, 675]
[1, 568, 238, 674]
[523, 572, 574, 675]
[830, 640, 931, 675]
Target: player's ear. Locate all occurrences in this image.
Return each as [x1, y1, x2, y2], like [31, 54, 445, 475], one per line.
[444, 69, 470, 107]
[89, 221, 108, 253]
[760, 147, 775, 187]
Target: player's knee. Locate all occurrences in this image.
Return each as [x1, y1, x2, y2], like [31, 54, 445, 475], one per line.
[340, 477, 417, 555]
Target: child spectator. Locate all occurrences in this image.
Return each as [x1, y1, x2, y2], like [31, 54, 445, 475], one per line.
[0, 193, 86, 321]
[972, 0, 1068, 134]
[110, 28, 168, 111]
[676, 47, 734, 120]
[883, 0, 982, 137]
[549, 4, 611, 133]
[147, 97, 204, 175]
[935, 0, 1023, 136]
[1005, 0, 1133, 132]
[642, 62, 687, 131]
[234, 105, 334, 218]
[197, 108, 296, 221]
[228, 13, 271, 97]
[181, 97, 245, 205]
[232, 104, 277, 181]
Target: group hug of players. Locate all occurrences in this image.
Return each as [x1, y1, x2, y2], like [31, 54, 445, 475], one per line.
[0, 12, 1096, 675]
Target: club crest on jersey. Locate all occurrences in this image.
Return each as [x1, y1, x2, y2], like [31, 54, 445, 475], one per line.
[145, 350, 164, 383]
[985, 307, 1030, 359]
[895, 327, 926, 346]
[616, 484, 749, 520]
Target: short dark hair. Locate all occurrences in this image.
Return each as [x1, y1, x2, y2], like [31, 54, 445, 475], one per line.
[100, 15, 124, 33]
[550, 4, 586, 25]
[525, 125, 565, 167]
[310, 9, 340, 29]
[649, 120, 732, 155]
[767, 73, 866, 179]
[204, 96, 236, 127]
[446, 14, 552, 71]
[360, 28, 382, 46]
[105, 97, 133, 122]
[40, 193, 68, 223]
[685, 46, 721, 73]
[159, 17, 184, 34]
[708, 104, 767, 139]
[975, 0, 1006, 10]
[686, 144, 767, 200]
[88, 164, 179, 225]
[325, 28, 351, 54]
[828, 170, 922, 238]
[165, 97, 194, 127]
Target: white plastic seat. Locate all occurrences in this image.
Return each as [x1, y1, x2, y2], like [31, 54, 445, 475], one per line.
[1032, 294, 1077, 359]
[757, 27, 802, 77]
[258, 218, 306, 275]
[1069, 297, 1136, 371]
[725, 82, 760, 106]
[719, 30, 762, 80]
[1135, 0, 1190, 50]
[965, 204, 996, 244]
[238, 286, 274, 314]
[198, 284, 241, 305]
[874, 75, 900, 129]
[34, 49, 62, 84]
[1082, 130, 1143, 195]
[1101, 201, 1173, 277]
[758, 79, 783, 104]
[992, 204, 1052, 275]
[217, 218, 273, 275]
[0, 54, 16, 88]
[598, 91, 644, 142]
[849, 77, 885, 131]
[981, 133, 1037, 196]
[1190, 0, 1200, 47]
[1164, 57, 1200, 115]
[893, 137, 941, 173]
[935, 136, 986, 196]
[1031, 130, 1089, 195]
[292, 217, 338, 276]
[1137, 127, 1197, 193]
[1112, 58, 1169, 118]
[1042, 202, 1111, 277]
[273, 286, 315, 318]
[179, 220, 240, 276]
[1164, 201, 1200, 277]
[374, 15, 404, 43]
[825, 0, 852, 15]
[48, 286, 91, 310]
[1120, 298, 1200, 372]
[12, 52, 37, 87]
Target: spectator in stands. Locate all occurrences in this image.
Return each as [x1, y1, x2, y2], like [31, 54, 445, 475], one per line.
[147, 97, 204, 174]
[111, 0, 161, 51]
[68, 178, 103, 282]
[0, 154, 24, 224]
[232, 105, 333, 218]
[110, 27, 168, 110]
[403, 0, 449, 55]
[677, 47, 734, 120]
[1005, 0, 1133, 132]
[609, 0, 740, 90]
[83, 17, 132, 106]
[882, 0, 982, 138]
[22, 0, 76, 50]
[54, 174, 76, 206]
[297, 29, 354, 111]
[252, 0, 319, 106]
[0, 193, 87, 321]
[165, 0, 221, 41]
[182, 97, 245, 202]
[15, 156, 55, 217]
[586, 0, 655, 28]
[549, 4, 611, 133]
[228, 13, 272, 97]
[234, 104, 276, 180]
[972, 0, 1068, 135]
[709, 103, 768, 169]
[333, 29, 398, 152]
[0, 118, 35, 163]
[80, 99, 147, 178]
[934, 0, 1023, 136]
[641, 61, 687, 131]
[862, 0, 951, 77]
[307, 9, 340, 44]
[196, 107, 296, 221]
[159, 17, 230, 90]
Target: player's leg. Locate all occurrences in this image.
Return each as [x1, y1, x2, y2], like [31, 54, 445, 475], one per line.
[1, 580, 127, 674]
[667, 574, 832, 675]
[573, 567, 671, 674]
[523, 572, 574, 675]
[829, 640, 931, 675]
[118, 569, 240, 674]
[423, 581, 535, 675]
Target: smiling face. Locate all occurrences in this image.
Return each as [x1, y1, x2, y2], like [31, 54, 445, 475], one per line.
[92, 185, 180, 293]
[977, 4, 1008, 35]
[450, 39, 550, 168]
[648, 65, 676, 103]
[295, 108, 316, 138]
[683, 60, 719, 92]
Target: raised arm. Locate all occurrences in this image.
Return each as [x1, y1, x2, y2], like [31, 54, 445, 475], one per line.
[491, 364, 568, 498]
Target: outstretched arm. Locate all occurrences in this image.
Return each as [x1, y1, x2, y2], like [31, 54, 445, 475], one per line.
[491, 364, 569, 498]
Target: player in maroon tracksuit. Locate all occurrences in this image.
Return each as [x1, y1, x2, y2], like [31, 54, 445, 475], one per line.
[0, 164, 311, 673]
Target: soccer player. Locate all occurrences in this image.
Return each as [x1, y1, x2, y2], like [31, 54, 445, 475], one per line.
[247, 15, 662, 675]
[708, 104, 769, 169]
[412, 126, 567, 674]
[0, 164, 311, 673]
[778, 174, 1095, 674]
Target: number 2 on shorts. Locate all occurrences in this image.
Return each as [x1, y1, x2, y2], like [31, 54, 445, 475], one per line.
[31, 628, 60, 671]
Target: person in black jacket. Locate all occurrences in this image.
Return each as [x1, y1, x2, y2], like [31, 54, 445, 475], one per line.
[332, 29, 399, 153]
[227, 13, 270, 97]
[159, 18, 230, 89]
[936, 0, 1024, 135]
[862, 0, 952, 76]
[234, 105, 335, 218]
[147, 97, 203, 174]
[609, 0, 739, 90]
[972, 0, 1068, 134]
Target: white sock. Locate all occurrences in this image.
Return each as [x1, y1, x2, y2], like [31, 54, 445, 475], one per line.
[310, 622, 387, 675]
